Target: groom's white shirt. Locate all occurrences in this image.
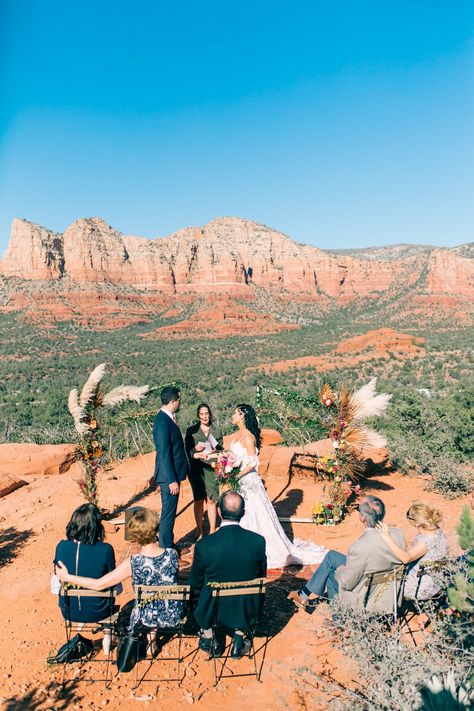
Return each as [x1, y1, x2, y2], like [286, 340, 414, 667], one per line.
[160, 407, 175, 422]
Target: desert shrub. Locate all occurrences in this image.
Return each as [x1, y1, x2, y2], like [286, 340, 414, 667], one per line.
[324, 600, 473, 710]
[378, 389, 474, 498]
[387, 431, 435, 475]
[448, 507, 474, 614]
[428, 458, 474, 499]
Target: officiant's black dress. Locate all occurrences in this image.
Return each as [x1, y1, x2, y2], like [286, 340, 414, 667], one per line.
[189, 524, 267, 631]
[185, 422, 223, 502]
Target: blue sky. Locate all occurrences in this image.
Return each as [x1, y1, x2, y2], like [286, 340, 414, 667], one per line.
[1, 1, 473, 253]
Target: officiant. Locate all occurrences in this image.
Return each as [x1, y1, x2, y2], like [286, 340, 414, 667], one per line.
[185, 403, 223, 539]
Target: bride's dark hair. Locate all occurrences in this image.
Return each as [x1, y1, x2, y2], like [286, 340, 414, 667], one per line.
[236, 403, 261, 450]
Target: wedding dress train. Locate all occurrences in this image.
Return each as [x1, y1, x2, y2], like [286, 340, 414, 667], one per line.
[230, 440, 327, 569]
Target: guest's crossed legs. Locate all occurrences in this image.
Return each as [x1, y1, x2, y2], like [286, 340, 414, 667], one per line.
[301, 550, 346, 600]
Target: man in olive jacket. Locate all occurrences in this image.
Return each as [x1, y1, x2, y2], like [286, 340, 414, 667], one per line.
[189, 491, 267, 658]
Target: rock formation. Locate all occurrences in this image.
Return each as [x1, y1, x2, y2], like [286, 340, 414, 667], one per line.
[0, 443, 78, 478]
[0, 216, 472, 330]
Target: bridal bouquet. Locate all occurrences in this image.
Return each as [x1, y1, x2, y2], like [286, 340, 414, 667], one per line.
[214, 452, 242, 491]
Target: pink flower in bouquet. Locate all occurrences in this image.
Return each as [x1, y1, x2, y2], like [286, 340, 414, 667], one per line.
[225, 452, 240, 473]
[214, 452, 242, 490]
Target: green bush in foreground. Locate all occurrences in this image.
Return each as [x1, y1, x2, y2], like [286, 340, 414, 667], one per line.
[448, 507, 474, 614]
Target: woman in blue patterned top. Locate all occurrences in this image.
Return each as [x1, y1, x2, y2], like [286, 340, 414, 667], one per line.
[56, 508, 183, 643]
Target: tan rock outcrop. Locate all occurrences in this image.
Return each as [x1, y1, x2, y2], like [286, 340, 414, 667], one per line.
[0, 473, 28, 498]
[251, 328, 426, 374]
[0, 443, 78, 478]
[1, 218, 64, 280]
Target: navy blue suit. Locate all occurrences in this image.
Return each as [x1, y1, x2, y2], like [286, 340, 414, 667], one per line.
[152, 410, 189, 547]
[190, 525, 267, 631]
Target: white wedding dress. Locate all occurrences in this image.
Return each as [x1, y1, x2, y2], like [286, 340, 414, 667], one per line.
[231, 440, 327, 569]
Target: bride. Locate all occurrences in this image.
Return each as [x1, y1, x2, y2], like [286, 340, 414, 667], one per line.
[229, 403, 326, 569]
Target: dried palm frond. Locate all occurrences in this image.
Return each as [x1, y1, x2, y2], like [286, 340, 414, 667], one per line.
[102, 384, 149, 407]
[338, 383, 356, 423]
[344, 423, 387, 451]
[79, 363, 107, 407]
[349, 378, 392, 421]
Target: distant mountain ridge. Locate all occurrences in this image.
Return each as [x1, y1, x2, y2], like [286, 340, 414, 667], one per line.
[327, 243, 438, 261]
[0, 216, 472, 331]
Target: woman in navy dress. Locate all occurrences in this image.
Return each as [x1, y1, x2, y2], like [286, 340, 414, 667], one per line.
[54, 503, 117, 623]
[56, 508, 183, 651]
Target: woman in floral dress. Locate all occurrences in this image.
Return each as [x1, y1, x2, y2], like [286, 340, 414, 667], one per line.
[56, 508, 183, 645]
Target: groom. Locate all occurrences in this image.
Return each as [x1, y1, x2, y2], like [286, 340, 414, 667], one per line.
[152, 386, 189, 548]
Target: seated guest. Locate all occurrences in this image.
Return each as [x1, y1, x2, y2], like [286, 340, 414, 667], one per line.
[54, 504, 117, 624]
[376, 501, 448, 600]
[56, 508, 183, 650]
[189, 491, 267, 658]
[288, 496, 406, 613]
[185, 403, 223, 539]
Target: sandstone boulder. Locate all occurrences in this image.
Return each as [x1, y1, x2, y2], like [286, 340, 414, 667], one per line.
[260, 429, 283, 446]
[0, 473, 27, 498]
[0, 443, 79, 478]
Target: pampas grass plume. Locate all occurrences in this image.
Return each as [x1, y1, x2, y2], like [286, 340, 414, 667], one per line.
[350, 378, 392, 421]
[102, 384, 149, 407]
[68, 388, 82, 422]
[79, 363, 106, 407]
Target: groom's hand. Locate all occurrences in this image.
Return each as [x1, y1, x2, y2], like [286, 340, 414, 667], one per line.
[169, 482, 179, 495]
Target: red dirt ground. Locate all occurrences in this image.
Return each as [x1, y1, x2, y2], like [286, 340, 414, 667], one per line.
[0, 446, 468, 710]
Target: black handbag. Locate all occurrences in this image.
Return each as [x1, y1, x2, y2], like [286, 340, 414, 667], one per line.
[47, 633, 94, 665]
[116, 633, 147, 673]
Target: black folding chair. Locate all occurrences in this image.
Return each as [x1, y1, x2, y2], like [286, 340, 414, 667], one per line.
[55, 583, 119, 688]
[208, 577, 267, 686]
[129, 584, 194, 688]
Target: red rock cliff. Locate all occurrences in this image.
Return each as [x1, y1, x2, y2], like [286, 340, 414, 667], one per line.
[0, 216, 472, 327]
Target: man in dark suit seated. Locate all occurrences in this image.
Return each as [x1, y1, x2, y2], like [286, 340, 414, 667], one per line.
[189, 491, 267, 658]
[152, 386, 189, 549]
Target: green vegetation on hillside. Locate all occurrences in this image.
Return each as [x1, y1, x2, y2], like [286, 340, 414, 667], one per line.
[0, 308, 472, 497]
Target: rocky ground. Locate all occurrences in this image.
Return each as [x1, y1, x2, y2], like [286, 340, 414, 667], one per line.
[0, 444, 469, 710]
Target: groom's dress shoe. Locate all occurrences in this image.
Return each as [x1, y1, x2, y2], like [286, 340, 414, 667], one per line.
[230, 634, 251, 659]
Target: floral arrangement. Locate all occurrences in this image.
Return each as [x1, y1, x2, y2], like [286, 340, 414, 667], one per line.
[312, 502, 343, 525]
[311, 378, 390, 524]
[67, 363, 149, 506]
[312, 480, 361, 525]
[257, 377, 391, 525]
[214, 452, 242, 491]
